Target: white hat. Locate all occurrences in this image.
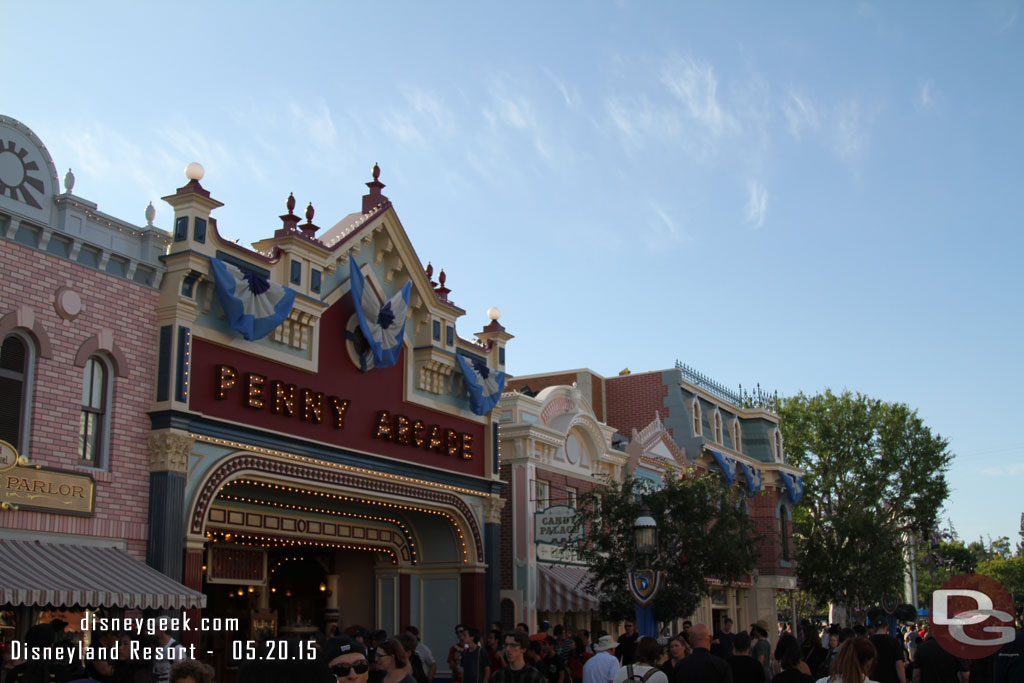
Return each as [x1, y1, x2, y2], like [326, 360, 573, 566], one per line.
[593, 635, 617, 652]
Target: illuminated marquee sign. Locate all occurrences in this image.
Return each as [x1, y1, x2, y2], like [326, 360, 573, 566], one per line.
[214, 365, 474, 459]
[372, 410, 474, 460]
[215, 364, 351, 428]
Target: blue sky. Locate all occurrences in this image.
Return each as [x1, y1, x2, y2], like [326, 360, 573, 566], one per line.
[6, 2, 1022, 547]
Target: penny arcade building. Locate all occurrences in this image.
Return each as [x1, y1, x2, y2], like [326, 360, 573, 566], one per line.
[149, 163, 509, 672]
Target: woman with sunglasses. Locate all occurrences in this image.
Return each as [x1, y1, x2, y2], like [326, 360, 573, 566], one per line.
[377, 637, 417, 683]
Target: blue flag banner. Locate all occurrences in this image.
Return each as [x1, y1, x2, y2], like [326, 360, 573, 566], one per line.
[779, 471, 804, 504]
[710, 450, 737, 487]
[739, 462, 763, 495]
[350, 255, 411, 369]
[456, 353, 507, 415]
[209, 257, 296, 341]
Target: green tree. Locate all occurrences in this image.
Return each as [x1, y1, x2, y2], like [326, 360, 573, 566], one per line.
[779, 390, 952, 611]
[977, 556, 1024, 596]
[570, 469, 760, 622]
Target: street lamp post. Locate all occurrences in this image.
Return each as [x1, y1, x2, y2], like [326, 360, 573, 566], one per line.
[628, 509, 664, 637]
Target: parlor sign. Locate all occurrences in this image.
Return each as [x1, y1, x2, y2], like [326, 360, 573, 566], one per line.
[0, 440, 95, 515]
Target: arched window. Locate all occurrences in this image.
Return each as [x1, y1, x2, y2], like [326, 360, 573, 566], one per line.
[79, 355, 111, 465]
[713, 410, 723, 443]
[0, 333, 34, 452]
[692, 399, 702, 437]
[774, 430, 784, 463]
[779, 504, 791, 561]
[732, 420, 742, 453]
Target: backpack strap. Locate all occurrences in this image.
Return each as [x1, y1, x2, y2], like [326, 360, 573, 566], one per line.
[627, 665, 635, 681]
[640, 668, 658, 683]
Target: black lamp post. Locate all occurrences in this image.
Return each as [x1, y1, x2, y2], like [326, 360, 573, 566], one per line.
[628, 508, 663, 636]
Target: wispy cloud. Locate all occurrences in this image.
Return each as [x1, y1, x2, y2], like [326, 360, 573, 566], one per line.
[833, 99, 873, 163]
[543, 68, 578, 108]
[981, 462, 1024, 477]
[660, 55, 738, 137]
[380, 86, 455, 146]
[781, 89, 820, 139]
[649, 202, 691, 246]
[746, 180, 768, 229]
[604, 95, 680, 145]
[481, 81, 554, 161]
[288, 99, 337, 148]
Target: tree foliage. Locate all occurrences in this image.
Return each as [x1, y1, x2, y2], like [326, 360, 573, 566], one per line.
[570, 469, 761, 623]
[977, 556, 1024, 597]
[779, 390, 952, 610]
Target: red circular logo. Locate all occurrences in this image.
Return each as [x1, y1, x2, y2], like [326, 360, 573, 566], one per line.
[930, 573, 1015, 659]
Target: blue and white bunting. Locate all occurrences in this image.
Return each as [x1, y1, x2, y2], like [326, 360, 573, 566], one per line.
[710, 450, 737, 487]
[209, 257, 297, 341]
[350, 255, 411, 369]
[456, 353, 507, 416]
[779, 471, 804, 504]
[739, 462, 762, 496]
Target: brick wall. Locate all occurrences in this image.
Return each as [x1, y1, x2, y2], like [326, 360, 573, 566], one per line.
[604, 372, 670, 438]
[0, 240, 157, 559]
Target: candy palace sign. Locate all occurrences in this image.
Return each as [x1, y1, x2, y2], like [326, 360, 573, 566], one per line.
[534, 505, 581, 544]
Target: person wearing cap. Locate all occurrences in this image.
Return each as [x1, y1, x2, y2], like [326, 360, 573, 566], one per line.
[583, 635, 620, 683]
[326, 635, 372, 683]
[491, 632, 544, 683]
[532, 623, 552, 644]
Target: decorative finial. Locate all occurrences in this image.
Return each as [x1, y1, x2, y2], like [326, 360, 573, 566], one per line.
[438, 269, 446, 286]
[64, 168, 75, 193]
[372, 163, 380, 181]
[145, 201, 156, 226]
[487, 307, 501, 321]
[305, 202, 315, 222]
[184, 162, 205, 181]
[425, 263, 433, 278]
[286, 192, 296, 214]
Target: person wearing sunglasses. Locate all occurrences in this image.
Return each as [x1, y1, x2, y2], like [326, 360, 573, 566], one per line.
[327, 635, 372, 683]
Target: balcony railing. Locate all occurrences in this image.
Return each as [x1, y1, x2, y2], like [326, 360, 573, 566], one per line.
[674, 360, 778, 413]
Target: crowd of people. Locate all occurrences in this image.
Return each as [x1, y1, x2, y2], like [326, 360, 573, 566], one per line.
[1, 616, 1021, 683]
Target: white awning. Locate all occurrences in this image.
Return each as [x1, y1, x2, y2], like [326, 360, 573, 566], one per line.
[537, 564, 599, 613]
[0, 539, 206, 609]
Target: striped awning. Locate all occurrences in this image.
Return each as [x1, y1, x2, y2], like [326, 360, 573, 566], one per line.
[0, 539, 206, 609]
[537, 564, 599, 613]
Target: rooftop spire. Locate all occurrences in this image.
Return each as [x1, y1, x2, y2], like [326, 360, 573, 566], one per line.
[362, 162, 388, 214]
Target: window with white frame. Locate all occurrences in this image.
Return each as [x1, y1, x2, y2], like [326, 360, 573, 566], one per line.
[733, 420, 742, 453]
[79, 355, 112, 466]
[565, 486, 577, 508]
[774, 429, 784, 463]
[713, 410, 723, 443]
[534, 478, 550, 511]
[0, 333, 34, 452]
[692, 399, 702, 436]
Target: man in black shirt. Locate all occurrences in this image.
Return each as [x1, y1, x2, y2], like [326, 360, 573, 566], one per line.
[673, 624, 732, 683]
[912, 636, 968, 683]
[869, 620, 907, 683]
[541, 637, 566, 683]
[617, 621, 640, 666]
[728, 632, 764, 683]
[492, 632, 546, 683]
